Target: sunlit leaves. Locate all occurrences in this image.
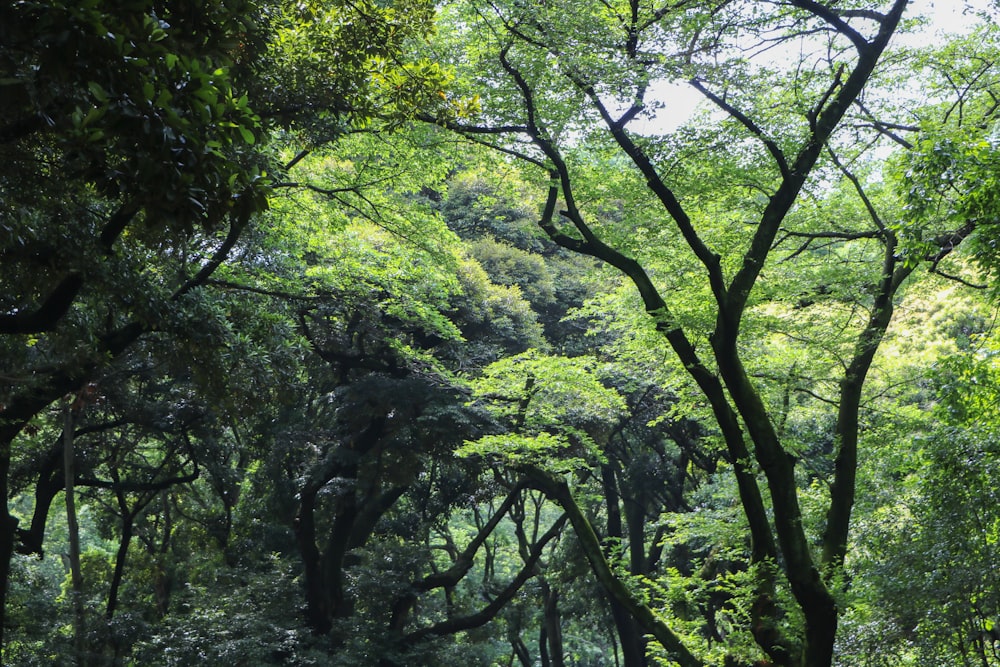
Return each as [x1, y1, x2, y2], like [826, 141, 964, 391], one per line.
[259, 0, 475, 139]
[846, 335, 1000, 665]
[462, 350, 627, 470]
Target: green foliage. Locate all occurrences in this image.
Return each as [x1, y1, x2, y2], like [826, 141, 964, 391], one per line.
[7, 2, 1000, 666]
[130, 557, 325, 666]
[841, 293, 1000, 666]
[258, 0, 476, 140]
[439, 171, 549, 253]
[884, 27, 1000, 277]
[439, 164, 603, 350]
[462, 350, 627, 471]
[468, 238, 558, 309]
[0, 0, 268, 235]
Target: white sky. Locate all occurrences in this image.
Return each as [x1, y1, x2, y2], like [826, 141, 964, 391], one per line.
[904, 0, 986, 39]
[632, 0, 993, 134]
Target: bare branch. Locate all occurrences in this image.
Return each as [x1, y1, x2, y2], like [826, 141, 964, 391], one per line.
[418, 113, 530, 136]
[77, 468, 199, 493]
[774, 228, 881, 260]
[853, 100, 919, 149]
[283, 149, 311, 171]
[808, 64, 845, 132]
[403, 513, 568, 642]
[172, 199, 254, 301]
[839, 9, 887, 22]
[205, 279, 326, 302]
[0, 274, 84, 335]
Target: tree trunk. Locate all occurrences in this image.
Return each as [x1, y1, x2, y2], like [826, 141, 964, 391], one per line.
[802, 600, 839, 667]
[294, 488, 332, 634]
[0, 420, 26, 661]
[539, 618, 550, 667]
[0, 509, 13, 660]
[105, 517, 133, 621]
[541, 581, 566, 667]
[152, 491, 174, 617]
[510, 631, 532, 667]
[64, 404, 87, 666]
[608, 598, 647, 667]
[603, 465, 648, 666]
[524, 466, 702, 667]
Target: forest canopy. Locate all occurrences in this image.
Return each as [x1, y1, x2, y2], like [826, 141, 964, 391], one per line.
[2, 1, 1000, 666]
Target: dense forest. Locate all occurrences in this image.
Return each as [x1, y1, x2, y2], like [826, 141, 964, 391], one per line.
[2, 0, 1000, 665]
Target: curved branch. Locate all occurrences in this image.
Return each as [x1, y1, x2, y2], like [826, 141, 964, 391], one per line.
[826, 144, 888, 233]
[724, 0, 908, 331]
[172, 198, 254, 301]
[690, 77, 790, 179]
[787, 0, 868, 51]
[0, 273, 83, 335]
[76, 468, 199, 492]
[413, 483, 527, 592]
[402, 513, 568, 643]
[1, 201, 139, 335]
[852, 100, 917, 149]
[823, 236, 911, 571]
[522, 466, 702, 667]
[929, 265, 987, 290]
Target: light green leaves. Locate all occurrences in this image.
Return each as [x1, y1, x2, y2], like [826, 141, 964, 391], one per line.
[461, 350, 627, 470]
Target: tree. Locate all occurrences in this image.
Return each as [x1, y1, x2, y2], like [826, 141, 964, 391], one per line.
[0, 0, 266, 650]
[840, 292, 1000, 666]
[0, 0, 453, 655]
[429, 1, 997, 664]
[6, 1, 1000, 662]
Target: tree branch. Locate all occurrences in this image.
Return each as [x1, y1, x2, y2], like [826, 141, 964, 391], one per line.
[413, 485, 526, 593]
[690, 77, 790, 179]
[928, 265, 987, 290]
[823, 235, 911, 571]
[0, 273, 84, 335]
[0, 201, 139, 335]
[826, 144, 888, 233]
[172, 197, 254, 301]
[787, 0, 868, 51]
[724, 0, 908, 330]
[522, 466, 702, 667]
[403, 513, 568, 642]
[76, 468, 199, 493]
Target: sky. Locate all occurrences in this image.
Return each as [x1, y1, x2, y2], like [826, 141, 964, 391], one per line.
[906, 0, 987, 39]
[632, 0, 993, 134]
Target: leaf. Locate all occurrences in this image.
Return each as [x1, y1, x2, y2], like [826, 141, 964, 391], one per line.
[87, 81, 108, 102]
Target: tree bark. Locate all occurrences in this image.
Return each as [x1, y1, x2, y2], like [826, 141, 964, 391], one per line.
[105, 516, 134, 621]
[523, 466, 702, 667]
[510, 631, 532, 667]
[602, 464, 648, 666]
[0, 424, 21, 661]
[403, 514, 568, 645]
[64, 404, 87, 666]
[0, 202, 252, 657]
[294, 486, 332, 634]
[541, 581, 566, 667]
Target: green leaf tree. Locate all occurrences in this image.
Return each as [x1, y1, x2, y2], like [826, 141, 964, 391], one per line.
[0, 0, 451, 655]
[428, 1, 1000, 664]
